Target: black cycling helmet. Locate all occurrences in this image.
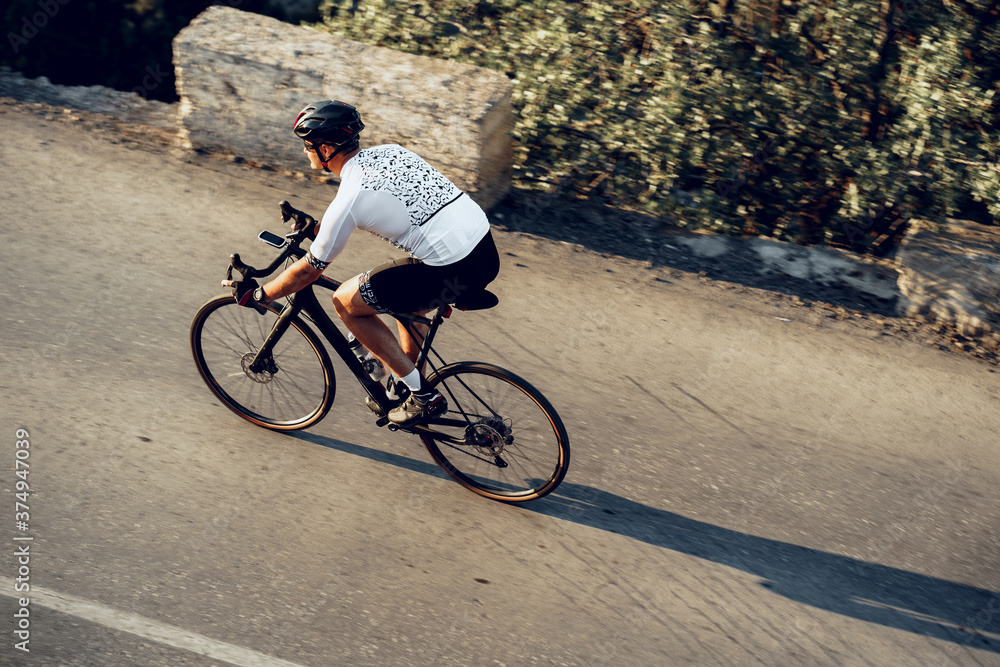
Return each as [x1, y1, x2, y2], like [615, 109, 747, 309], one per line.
[292, 100, 364, 146]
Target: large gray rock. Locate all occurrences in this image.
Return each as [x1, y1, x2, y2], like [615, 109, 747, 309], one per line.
[747, 237, 901, 301]
[172, 6, 514, 208]
[896, 219, 1000, 336]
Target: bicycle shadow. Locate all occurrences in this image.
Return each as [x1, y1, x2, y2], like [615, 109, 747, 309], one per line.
[290, 431, 999, 655]
[536, 482, 999, 655]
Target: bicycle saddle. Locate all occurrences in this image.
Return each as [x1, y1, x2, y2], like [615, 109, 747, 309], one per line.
[453, 289, 499, 311]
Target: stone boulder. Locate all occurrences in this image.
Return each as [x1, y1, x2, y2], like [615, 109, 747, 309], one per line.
[896, 219, 1000, 336]
[747, 237, 901, 301]
[172, 6, 514, 208]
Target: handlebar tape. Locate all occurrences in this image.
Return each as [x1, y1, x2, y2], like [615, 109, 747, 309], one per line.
[230, 253, 252, 279]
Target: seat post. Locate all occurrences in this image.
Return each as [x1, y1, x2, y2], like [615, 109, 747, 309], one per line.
[410, 309, 447, 373]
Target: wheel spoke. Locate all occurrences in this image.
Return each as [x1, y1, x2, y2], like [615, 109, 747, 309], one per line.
[191, 296, 335, 430]
[419, 363, 569, 502]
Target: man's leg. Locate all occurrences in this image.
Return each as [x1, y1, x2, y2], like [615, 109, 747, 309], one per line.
[398, 315, 430, 370]
[335, 267, 447, 426]
[332, 275, 416, 379]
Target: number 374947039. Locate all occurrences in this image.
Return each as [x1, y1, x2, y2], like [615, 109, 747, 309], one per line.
[15, 430, 30, 525]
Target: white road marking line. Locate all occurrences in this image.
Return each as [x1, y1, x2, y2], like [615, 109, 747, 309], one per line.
[0, 578, 309, 667]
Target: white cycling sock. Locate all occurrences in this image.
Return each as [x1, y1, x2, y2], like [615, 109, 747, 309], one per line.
[385, 375, 401, 400]
[400, 368, 423, 393]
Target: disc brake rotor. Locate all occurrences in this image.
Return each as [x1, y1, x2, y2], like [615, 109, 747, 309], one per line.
[465, 417, 513, 456]
[241, 352, 275, 384]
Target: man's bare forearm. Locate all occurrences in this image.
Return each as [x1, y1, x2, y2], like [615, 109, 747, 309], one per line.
[260, 257, 323, 300]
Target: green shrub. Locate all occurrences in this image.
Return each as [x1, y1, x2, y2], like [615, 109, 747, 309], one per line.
[315, 0, 999, 251]
[5, 0, 994, 249]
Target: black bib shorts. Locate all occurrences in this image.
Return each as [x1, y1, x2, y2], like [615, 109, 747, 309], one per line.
[358, 230, 500, 315]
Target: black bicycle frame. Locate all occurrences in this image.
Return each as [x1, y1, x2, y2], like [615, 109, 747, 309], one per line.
[231, 207, 465, 431]
[246, 276, 449, 418]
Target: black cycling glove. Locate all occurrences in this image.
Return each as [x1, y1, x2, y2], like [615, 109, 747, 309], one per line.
[232, 278, 260, 308]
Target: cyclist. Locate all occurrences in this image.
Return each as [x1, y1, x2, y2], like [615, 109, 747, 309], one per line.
[223, 100, 500, 427]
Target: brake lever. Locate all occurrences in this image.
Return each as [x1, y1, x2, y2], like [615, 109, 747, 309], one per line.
[279, 200, 296, 224]
[229, 253, 253, 280]
[278, 200, 316, 238]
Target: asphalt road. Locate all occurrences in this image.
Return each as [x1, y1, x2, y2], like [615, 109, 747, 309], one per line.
[1, 104, 999, 666]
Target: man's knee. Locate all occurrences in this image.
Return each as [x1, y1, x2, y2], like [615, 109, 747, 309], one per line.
[333, 278, 377, 317]
[332, 283, 356, 316]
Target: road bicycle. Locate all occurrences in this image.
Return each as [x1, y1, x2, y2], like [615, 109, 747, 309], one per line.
[190, 201, 570, 503]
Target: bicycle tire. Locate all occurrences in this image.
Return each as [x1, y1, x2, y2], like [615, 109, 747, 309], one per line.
[190, 294, 335, 431]
[420, 362, 569, 502]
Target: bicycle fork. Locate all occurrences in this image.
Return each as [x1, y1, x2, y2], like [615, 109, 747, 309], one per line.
[247, 304, 297, 375]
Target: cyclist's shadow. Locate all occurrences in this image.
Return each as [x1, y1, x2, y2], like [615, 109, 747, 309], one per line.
[291, 431, 998, 655]
[538, 481, 999, 656]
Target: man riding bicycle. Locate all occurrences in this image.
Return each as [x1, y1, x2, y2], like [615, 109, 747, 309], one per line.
[223, 100, 501, 427]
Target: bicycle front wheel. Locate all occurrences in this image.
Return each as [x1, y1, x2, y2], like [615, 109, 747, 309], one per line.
[190, 295, 335, 430]
[420, 363, 569, 502]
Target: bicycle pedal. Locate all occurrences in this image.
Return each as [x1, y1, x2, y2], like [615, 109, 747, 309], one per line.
[376, 416, 390, 428]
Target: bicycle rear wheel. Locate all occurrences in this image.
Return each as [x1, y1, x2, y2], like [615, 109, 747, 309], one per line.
[420, 362, 569, 502]
[190, 295, 335, 430]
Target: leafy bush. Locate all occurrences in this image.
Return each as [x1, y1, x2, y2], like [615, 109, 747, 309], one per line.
[5, 0, 994, 250]
[315, 0, 999, 251]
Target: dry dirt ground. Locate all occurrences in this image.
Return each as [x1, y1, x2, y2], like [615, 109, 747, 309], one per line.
[6, 95, 996, 367]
